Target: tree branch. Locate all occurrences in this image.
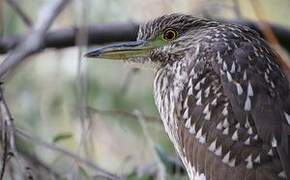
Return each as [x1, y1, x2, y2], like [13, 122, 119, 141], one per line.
[5, 0, 33, 27]
[0, 0, 71, 79]
[15, 128, 122, 180]
[0, 23, 139, 54]
[87, 106, 160, 123]
[1, 20, 290, 56]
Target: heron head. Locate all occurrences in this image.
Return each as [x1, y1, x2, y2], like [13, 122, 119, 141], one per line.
[85, 14, 210, 67]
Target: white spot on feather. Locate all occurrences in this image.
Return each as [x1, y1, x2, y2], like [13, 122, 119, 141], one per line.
[217, 52, 222, 64]
[254, 154, 260, 163]
[245, 154, 253, 169]
[247, 127, 253, 135]
[199, 134, 206, 144]
[222, 106, 228, 116]
[203, 104, 209, 114]
[223, 61, 228, 71]
[185, 117, 191, 128]
[216, 122, 223, 130]
[228, 158, 236, 167]
[196, 128, 203, 139]
[215, 145, 222, 156]
[243, 71, 247, 80]
[183, 108, 189, 119]
[244, 137, 251, 145]
[196, 97, 202, 106]
[222, 127, 229, 135]
[222, 151, 231, 164]
[284, 112, 290, 125]
[267, 148, 273, 156]
[183, 97, 189, 108]
[189, 123, 196, 134]
[196, 90, 202, 99]
[195, 82, 201, 90]
[211, 98, 217, 106]
[204, 112, 211, 120]
[247, 82, 254, 96]
[271, 136, 278, 147]
[204, 86, 211, 98]
[188, 86, 193, 95]
[230, 62, 236, 73]
[226, 71, 233, 82]
[244, 96, 251, 111]
[232, 130, 239, 141]
[222, 118, 229, 127]
[208, 139, 217, 152]
[278, 171, 287, 179]
[235, 82, 243, 95]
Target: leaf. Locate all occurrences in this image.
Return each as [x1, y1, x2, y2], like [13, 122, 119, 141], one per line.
[78, 166, 90, 180]
[53, 132, 72, 143]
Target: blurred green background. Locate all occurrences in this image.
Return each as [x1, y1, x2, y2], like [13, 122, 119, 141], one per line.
[0, 0, 290, 179]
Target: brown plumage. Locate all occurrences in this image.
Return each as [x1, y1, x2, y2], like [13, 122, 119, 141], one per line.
[86, 14, 290, 180]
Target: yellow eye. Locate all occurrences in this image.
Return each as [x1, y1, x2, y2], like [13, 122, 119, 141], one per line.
[162, 29, 177, 41]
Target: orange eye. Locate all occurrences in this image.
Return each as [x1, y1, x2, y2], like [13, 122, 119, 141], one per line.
[163, 29, 177, 41]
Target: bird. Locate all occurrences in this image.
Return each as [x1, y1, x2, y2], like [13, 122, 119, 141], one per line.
[85, 14, 290, 180]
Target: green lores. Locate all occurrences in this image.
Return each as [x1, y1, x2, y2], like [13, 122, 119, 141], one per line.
[85, 31, 174, 60]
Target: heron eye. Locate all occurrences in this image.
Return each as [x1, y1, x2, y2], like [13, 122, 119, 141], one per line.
[162, 29, 177, 41]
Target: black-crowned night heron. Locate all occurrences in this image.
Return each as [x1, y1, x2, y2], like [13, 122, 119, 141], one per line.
[85, 14, 290, 180]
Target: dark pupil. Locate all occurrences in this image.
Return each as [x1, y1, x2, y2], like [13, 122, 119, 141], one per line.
[165, 31, 175, 40]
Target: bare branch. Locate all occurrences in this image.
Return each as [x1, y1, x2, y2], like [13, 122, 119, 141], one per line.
[0, 23, 139, 54]
[0, 84, 18, 178]
[134, 110, 166, 180]
[232, 0, 242, 18]
[87, 106, 160, 123]
[119, 68, 140, 95]
[0, 0, 71, 79]
[1, 20, 290, 56]
[5, 0, 33, 27]
[15, 128, 122, 180]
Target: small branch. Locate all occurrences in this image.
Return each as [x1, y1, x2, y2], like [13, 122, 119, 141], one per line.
[18, 149, 62, 179]
[119, 68, 140, 95]
[134, 110, 166, 180]
[0, 0, 3, 37]
[0, 84, 17, 179]
[6, 0, 33, 27]
[87, 106, 160, 123]
[0, 0, 71, 79]
[15, 128, 122, 180]
[232, 0, 242, 18]
[0, 129, 9, 179]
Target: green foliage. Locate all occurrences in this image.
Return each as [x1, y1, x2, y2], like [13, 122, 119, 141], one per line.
[53, 132, 73, 143]
[126, 172, 154, 180]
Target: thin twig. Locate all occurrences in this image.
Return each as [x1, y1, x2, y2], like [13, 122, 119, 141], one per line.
[0, 0, 3, 37]
[18, 148, 62, 179]
[134, 110, 166, 180]
[74, 0, 92, 160]
[5, 0, 33, 27]
[0, 83, 18, 179]
[0, 129, 9, 179]
[119, 68, 140, 95]
[87, 106, 160, 123]
[0, 0, 71, 79]
[15, 127, 122, 180]
[232, 0, 242, 18]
